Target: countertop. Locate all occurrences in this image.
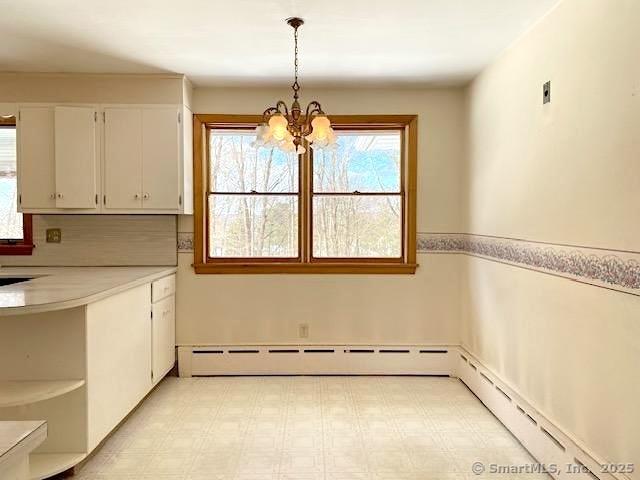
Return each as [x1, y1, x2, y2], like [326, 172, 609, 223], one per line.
[0, 266, 177, 316]
[0, 420, 47, 468]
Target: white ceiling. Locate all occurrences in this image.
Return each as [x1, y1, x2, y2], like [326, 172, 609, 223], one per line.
[0, 0, 560, 87]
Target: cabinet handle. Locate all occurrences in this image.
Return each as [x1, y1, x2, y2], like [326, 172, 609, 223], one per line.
[49, 194, 55, 200]
[143, 193, 150, 200]
[56, 193, 64, 199]
[134, 193, 140, 199]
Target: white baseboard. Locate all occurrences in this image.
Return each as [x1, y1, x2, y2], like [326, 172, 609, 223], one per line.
[177, 344, 455, 376]
[175, 344, 626, 480]
[456, 348, 629, 480]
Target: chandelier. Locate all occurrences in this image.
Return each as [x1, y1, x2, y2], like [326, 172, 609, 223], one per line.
[252, 17, 337, 155]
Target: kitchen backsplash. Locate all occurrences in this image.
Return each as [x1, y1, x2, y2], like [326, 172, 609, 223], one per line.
[1, 215, 177, 266]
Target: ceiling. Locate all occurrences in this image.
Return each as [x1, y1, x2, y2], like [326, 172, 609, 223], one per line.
[0, 0, 560, 87]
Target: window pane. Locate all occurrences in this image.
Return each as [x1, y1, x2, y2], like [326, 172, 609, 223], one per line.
[313, 131, 401, 193]
[209, 195, 298, 258]
[209, 130, 298, 193]
[313, 195, 401, 258]
[0, 126, 22, 240]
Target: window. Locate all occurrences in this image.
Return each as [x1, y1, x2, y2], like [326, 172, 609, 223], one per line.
[0, 117, 33, 255]
[312, 130, 403, 259]
[193, 115, 417, 273]
[208, 129, 299, 260]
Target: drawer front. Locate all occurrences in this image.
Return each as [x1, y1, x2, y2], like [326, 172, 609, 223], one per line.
[152, 274, 175, 303]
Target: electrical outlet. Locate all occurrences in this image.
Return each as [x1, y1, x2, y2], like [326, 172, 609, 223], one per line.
[46, 228, 62, 243]
[299, 323, 309, 339]
[543, 81, 551, 104]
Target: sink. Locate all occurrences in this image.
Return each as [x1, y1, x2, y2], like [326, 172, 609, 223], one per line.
[0, 277, 33, 287]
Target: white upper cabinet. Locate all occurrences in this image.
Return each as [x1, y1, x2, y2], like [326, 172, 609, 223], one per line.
[54, 106, 98, 209]
[17, 103, 192, 214]
[17, 104, 99, 212]
[103, 105, 190, 213]
[17, 106, 56, 210]
[103, 108, 143, 210]
[142, 108, 181, 210]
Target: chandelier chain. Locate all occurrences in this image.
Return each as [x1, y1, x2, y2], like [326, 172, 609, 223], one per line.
[292, 24, 300, 100]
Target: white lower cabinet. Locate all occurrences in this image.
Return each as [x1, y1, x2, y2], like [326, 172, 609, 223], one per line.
[152, 295, 176, 384]
[86, 284, 152, 451]
[151, 274, 176, 384]
[0, 273, 176, 479]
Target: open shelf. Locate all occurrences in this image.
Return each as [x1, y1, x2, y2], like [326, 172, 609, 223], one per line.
[30, 452, 86, 480]
[0, 380, 85, 408]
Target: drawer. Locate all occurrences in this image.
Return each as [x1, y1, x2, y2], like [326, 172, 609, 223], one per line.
[152, 274, 175, 303]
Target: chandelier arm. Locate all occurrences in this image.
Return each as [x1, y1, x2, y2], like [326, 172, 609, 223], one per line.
[261, 107, 279, 123]
[261, 102, 290, 123]
[304, 101, 324, 119]
[275, 100, 290, 118]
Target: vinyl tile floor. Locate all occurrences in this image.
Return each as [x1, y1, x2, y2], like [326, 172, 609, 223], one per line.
[73, 376, 550, 480]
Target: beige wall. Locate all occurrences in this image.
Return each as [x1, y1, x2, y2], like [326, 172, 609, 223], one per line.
[176, 87, 466, 346]
[0, 73, 186, 105]
[463, 0, 640, 471]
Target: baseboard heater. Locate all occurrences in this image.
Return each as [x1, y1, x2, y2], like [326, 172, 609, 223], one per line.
[456, 349, 624, 480]
[177, 345, 455, 376]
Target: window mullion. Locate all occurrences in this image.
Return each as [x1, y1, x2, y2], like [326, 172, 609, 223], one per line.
[301, 145, 312, 263]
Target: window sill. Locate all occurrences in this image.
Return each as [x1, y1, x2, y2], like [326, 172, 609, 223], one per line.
[193, 262, 418, 274]
[0, 244, 35, 256]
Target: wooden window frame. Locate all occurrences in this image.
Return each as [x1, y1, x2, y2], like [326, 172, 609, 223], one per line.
[193, 114, 417, 274]
[0, 118, 34, 256]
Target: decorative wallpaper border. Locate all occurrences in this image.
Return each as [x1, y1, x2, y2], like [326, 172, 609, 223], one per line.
[178, 231, 639, 295]
[177, 232, 194, 253]
[418, 233, 640, 296]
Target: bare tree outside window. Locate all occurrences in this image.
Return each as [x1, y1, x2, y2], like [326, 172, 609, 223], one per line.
[312, 131, 402, 258]
[208, 130, 299, 258]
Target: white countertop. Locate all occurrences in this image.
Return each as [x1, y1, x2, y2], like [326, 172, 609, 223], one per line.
[0, 266, 177, 316]
[0, 420, 47, 468]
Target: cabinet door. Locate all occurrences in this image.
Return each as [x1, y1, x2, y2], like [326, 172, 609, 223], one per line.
[151, 295, 175, 383]
[86, 284, 153, 451]
[142, 108, 181, 210]
[104, 108, 143, 209]
[54, 106, 97, 209]
[17, 107, 56, 209]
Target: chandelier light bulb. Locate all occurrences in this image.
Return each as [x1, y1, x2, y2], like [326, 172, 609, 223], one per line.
[311, 115, 331, 140]
[268, 114, 288, 141]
